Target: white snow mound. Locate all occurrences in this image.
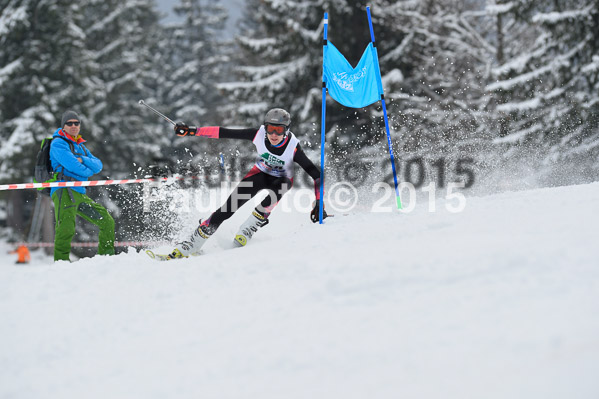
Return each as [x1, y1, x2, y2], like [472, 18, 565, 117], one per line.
[1, 182, 599, 399]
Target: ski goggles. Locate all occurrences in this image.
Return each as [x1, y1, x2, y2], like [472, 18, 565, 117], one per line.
[64, 121, 80, 126]
[265, 124, 286, 136]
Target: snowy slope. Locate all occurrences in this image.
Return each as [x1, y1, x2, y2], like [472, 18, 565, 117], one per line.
[1, 183, 599, 399]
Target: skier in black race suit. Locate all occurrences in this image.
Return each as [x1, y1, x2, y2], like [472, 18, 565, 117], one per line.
[164, 108, 328, 260]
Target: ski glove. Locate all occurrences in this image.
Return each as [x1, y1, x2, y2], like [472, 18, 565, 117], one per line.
[174, 122, 197, 137]
[310, 200, 328, 223]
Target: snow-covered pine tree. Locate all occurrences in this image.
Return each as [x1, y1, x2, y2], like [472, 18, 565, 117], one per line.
[0, 0, 98, 182]
[165, 0, 229, 125]
[488, 0, 599, 185]
[482, 0, 539, 139]
[374, 0, 500, 189]
[83, 0, 167, 174]
[157, 0, 232, 176]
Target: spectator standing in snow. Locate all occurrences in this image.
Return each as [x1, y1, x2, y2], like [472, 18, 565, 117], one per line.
[49, 110, 115, 262]
[159, 108, 327, 260]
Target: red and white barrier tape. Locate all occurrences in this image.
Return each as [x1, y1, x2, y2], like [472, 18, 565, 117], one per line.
[0, 178, 172, 191]
[11, 241, 171, 248]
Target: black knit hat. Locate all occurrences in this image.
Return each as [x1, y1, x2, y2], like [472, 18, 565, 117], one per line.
[61, 110, 80, 127]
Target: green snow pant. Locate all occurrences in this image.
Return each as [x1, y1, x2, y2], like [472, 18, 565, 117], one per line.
[52, 189, 115, 261]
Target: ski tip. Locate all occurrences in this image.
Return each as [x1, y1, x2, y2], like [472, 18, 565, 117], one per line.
[145, 249, 156, 259]
[138, 99, 145, 105]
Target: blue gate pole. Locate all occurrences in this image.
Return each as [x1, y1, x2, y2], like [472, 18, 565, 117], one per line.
[319, 13, 328, 223]
[366, 6, 402, 209]
[381, 99, 402, 209]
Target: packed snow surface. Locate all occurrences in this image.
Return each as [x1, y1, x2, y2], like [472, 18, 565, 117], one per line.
[1, 183, 599, 399]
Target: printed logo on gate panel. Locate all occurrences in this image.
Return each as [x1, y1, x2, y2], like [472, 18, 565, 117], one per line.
[332, 67, 368, 92]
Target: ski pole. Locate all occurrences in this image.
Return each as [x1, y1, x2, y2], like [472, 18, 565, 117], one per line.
[138, 100, 176, 126]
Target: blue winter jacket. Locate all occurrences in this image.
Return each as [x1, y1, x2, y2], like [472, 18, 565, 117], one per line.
[49, 128, 103, 196]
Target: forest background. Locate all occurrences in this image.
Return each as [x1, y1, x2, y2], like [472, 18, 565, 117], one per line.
[1, 0, 597, 249]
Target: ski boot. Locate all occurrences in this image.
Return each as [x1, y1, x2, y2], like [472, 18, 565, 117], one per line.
[234, 211, 269, 247]
[174, 219, 217, 257]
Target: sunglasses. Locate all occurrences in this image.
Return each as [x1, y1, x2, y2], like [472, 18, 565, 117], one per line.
[65, 121, 80, 127]
[265, 124, 286, 136]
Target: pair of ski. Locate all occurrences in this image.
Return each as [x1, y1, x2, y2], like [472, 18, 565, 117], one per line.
[145, 250, 179, 261]
[145, 235, 246, 261]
